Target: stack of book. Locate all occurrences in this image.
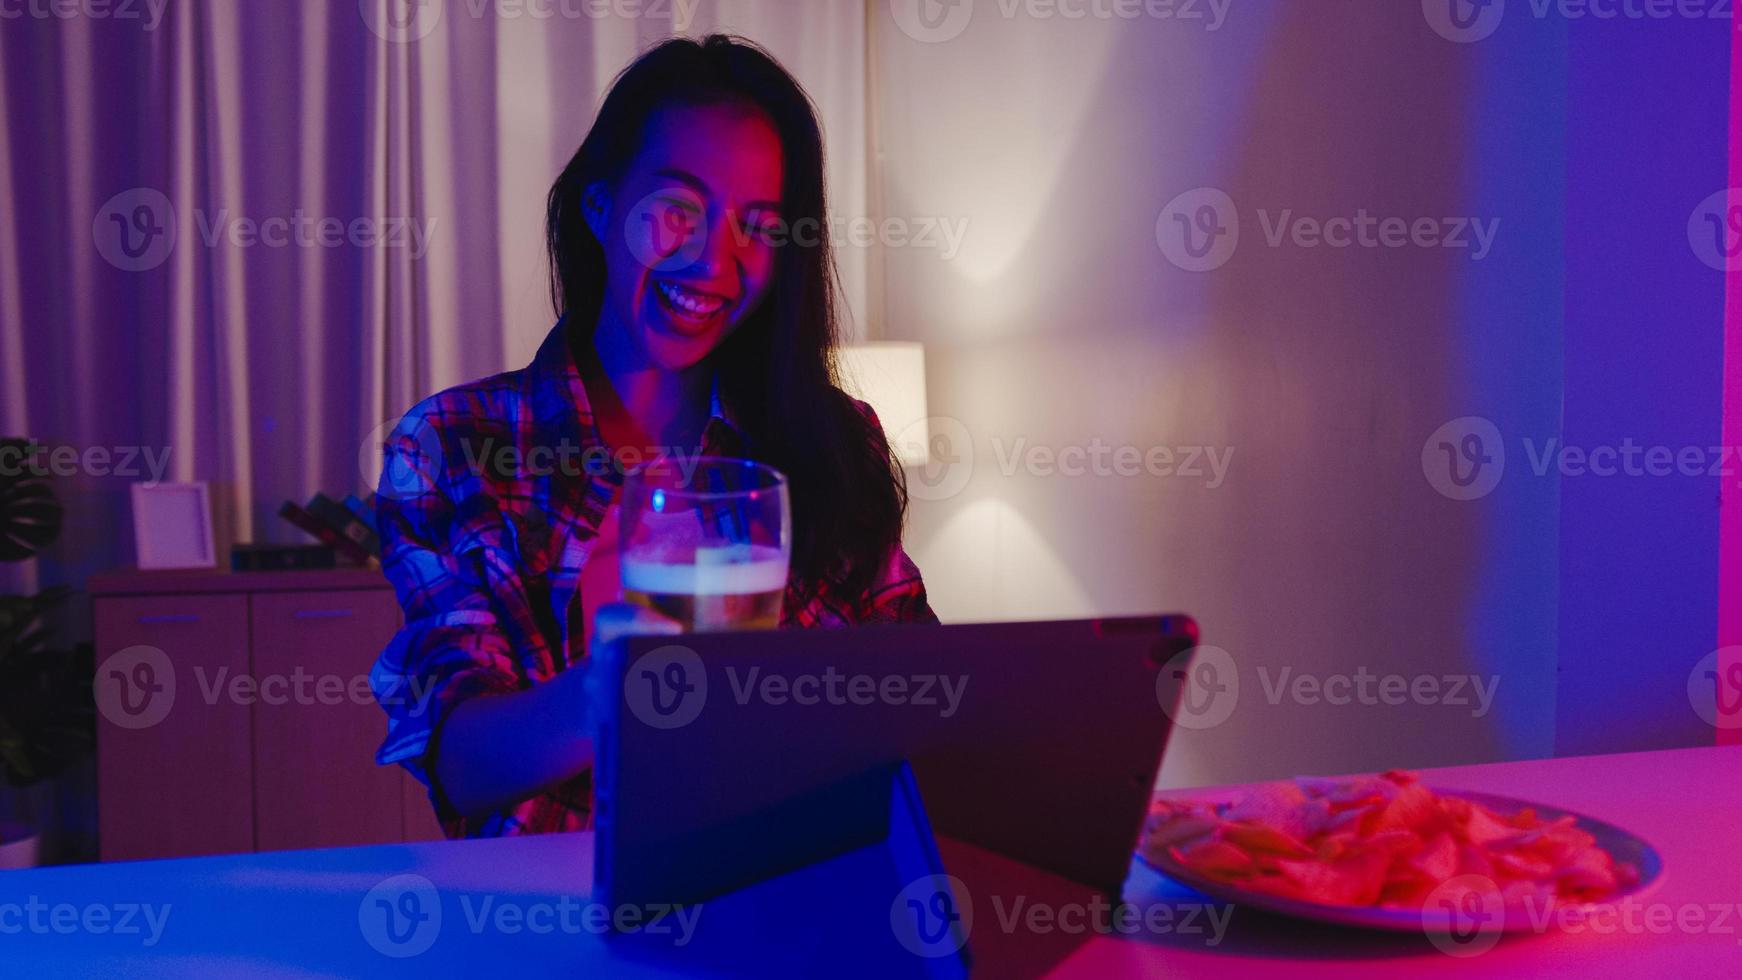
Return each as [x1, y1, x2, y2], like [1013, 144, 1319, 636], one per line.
[232, 494, 382, 572]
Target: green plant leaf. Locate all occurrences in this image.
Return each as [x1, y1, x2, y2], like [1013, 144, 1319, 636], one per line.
[0, 439, 62, 561]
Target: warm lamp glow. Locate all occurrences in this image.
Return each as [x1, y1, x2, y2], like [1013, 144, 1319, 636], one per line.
[837, 342, 931, 467]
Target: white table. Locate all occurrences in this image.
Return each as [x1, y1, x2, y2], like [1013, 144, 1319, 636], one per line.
[3, 746, 1736, 977]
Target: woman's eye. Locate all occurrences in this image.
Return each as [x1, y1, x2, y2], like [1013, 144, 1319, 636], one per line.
[745, 214, 783, 243]
[658, 197, 701, 223]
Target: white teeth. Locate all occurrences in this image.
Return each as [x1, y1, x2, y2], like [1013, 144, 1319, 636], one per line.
[657, 280, 727, 318]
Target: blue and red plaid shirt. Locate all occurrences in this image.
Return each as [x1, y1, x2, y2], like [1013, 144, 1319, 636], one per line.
[370, 323, 937, 838]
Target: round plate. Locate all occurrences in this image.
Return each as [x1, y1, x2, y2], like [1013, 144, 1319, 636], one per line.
[1136, 789, 1665, 933]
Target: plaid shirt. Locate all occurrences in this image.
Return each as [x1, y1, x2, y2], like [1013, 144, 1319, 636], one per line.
[371, 323, 937, 839]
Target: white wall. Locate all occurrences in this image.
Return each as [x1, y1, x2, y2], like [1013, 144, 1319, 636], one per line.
[871, 1, 1730, 786]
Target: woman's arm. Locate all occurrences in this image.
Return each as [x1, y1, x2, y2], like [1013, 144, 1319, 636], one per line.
[433, 603, 679, 821]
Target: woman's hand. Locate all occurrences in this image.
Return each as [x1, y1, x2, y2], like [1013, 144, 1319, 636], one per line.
[433, 603, 679, 823]
[583, 601, 683, 735]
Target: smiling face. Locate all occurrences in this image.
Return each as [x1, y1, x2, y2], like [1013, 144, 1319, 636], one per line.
[587, 100, 785, 373]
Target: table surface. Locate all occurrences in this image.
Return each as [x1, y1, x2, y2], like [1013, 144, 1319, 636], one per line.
[3, 746, 1736, 978]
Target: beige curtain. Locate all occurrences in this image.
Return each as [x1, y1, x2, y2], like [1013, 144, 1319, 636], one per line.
[0, 0, 868, 597]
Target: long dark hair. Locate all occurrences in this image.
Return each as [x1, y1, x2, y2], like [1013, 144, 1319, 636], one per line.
[546, 34, 907, 607]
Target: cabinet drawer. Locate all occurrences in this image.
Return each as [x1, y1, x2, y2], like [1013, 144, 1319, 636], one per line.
[95, 594, 253, 861]
[250, 589, 403, 851]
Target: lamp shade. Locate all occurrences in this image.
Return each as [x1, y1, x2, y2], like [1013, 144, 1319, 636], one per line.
[836, 342, 931, 467]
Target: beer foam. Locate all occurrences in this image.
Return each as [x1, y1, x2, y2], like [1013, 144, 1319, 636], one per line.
[622, 545, 789, 596]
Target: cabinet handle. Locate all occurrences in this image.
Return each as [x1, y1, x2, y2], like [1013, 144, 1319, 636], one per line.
[293, 609, 356, 620]
[137, 613, 201, 625]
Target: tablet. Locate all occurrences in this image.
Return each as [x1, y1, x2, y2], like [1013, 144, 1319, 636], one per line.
[593, 614, 1200, 913]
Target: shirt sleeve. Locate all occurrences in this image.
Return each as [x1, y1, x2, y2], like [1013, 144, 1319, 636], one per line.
[860, 544, 941, 626]
[368, 405, 525, 827]
[843, 395, 941, 626]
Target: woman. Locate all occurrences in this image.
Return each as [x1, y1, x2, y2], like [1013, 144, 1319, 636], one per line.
[369, 35, 937, 839]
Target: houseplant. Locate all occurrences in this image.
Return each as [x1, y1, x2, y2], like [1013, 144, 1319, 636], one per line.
[0, 438, 95, 868]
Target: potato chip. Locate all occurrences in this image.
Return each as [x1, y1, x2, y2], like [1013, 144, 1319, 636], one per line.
[1143, 772, 1635, 910]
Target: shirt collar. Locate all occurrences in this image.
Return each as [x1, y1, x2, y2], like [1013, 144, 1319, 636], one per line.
[527, 320, 736, 455]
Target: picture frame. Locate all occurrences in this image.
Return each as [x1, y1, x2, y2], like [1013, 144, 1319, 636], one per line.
[130, 481, 216, 570]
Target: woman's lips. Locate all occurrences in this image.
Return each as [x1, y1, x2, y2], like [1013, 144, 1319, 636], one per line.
[651, 278, 733, 337]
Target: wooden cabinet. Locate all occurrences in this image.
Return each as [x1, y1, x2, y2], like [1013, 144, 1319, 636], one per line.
[92, 593, 253, 861]
[91, 568, 441, 861]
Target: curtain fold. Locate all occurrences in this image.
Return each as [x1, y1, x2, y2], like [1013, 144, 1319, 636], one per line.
[0, 0, 868, 597]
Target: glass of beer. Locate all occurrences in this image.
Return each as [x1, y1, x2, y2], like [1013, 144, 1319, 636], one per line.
[618, 457, 790, 632]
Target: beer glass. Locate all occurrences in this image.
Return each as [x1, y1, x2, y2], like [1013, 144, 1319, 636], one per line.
[618, 457, 791, 631]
